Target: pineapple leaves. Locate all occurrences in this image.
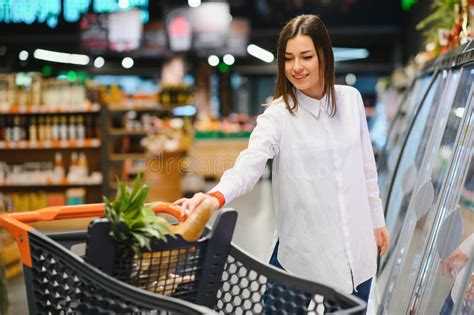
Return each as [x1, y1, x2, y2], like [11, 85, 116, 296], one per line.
[104, 175, 174, 254]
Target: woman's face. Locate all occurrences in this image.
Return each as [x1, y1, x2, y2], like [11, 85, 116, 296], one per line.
[284, 34, 323, 99]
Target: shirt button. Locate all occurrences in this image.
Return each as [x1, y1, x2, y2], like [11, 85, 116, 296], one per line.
[320, 169, 328, 176]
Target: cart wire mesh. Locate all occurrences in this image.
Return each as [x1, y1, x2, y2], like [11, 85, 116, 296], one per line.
[215, 245, 367, 315]
[26, 230, 213, 314]
[113, 243, 205, 302]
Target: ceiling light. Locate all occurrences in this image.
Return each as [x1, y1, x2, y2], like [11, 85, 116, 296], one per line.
[345, 73, 357, 85]
[188, 0, 201, 8]
[223, 54, 235, 65]
[33, 49, 90, 65]
[19, 50, 29, 61]
[122, 57, 134, 69]
[333, 48, 369, 62]
[208, 55, 219, 67]
[94, 56, 105, 68]
[247, 44, 274, 63]
[118, 0, 130, 9]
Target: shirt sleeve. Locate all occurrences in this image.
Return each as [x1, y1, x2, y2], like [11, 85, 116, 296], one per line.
[356, 90, 386, 229]
[209, 107, 280, 205]
[459, 234, 474, 258]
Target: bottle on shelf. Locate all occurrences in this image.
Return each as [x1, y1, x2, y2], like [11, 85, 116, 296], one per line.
[67, 152, 79, 181]
[38, 116, 45, 141]
[29, 117, 37, 142]
[78, 152, 89, 178]
[44, 116, 52, 141]
[76, 115, 85, 140]
[51, 116, 59, 141]
[4, 117, 12, 141]
[31, 74, 41, 107]
[17, 86, 27, 108]
[20, 116, 27, 140]
[53, 152, 65, 183]
[12, 116, 21, 142]
[68, 115, 76, 140]
[59, 115, 68, 141]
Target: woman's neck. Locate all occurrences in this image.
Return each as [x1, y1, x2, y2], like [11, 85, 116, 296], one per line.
[299, 84, 325, 100]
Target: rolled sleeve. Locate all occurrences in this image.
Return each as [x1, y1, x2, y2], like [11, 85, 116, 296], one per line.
[459, 234, 474, 257]
[357, 91, 386, 229]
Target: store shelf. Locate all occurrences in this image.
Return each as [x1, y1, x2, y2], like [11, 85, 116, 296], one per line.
[109, 153, 145, 161]
[107, 105, 167, 113]
[108, 128, 147, 136]
[0, 180, 103, 187]
[0, 138, 101, 149]
[0, 103, 101, 114]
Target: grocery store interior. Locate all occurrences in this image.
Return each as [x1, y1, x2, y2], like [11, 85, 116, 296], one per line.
[0, 0, 473, 314]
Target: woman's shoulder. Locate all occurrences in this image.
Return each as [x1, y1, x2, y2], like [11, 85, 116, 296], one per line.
[334, 85, 364, 117]
[334, 84, 361, 98]
[262, 97, 287, 114]
[263, 96, 285, 107]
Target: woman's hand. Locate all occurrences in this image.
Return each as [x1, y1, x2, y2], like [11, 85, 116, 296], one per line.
[174, 192, 220, 216]
[441, 248, 468, 277]
[374, 226, 390, 256]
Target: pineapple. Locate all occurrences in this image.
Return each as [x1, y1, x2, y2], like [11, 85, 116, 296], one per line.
[103, 175, 174, 254]
[104, 175, 214, 295]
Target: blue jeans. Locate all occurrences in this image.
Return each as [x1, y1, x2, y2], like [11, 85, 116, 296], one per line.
[268, 242, 372, 303]
[440, 293, 453, 315]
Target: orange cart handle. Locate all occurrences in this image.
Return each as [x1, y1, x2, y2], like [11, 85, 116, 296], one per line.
[0, 201, 186, 225]
[0, 201, 187, 268]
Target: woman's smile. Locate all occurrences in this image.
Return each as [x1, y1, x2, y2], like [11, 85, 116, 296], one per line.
[293, 74, 309, 81]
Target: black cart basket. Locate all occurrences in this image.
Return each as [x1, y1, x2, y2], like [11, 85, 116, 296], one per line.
[0, 203, 366, 314]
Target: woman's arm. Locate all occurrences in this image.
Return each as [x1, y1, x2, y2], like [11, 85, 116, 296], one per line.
[356, 90, 385, 228]
[175, 108, 281, 214]
[356, 90, 389, 256]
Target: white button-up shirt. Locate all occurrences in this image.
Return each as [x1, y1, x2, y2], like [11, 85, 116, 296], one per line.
[211, 85, 386, 293]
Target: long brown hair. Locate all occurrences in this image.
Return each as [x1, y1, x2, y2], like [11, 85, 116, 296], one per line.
[273, 15, 336, 116]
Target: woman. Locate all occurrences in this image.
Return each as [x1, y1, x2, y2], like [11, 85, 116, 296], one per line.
[175, 14, 389, 304]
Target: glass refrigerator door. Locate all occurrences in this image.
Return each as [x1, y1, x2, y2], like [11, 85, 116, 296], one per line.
[413, 86, 473, 315]
[377, 70, 455, 287]
[378, 75, 434, 201]
[383, 67, 474, 314]
[416, 127, 474, 315]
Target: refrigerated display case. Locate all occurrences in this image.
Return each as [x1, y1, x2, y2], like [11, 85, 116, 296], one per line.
[378, 68, 460, 283]
[377, 74, 434, 200]
[376, 42, 474, 314]
[413, 132, 473, 314]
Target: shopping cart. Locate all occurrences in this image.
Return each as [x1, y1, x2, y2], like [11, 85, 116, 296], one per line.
[0, 203, 367, 314]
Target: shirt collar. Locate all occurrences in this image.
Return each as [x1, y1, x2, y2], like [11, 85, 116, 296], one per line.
[296, 89, 328, 118]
